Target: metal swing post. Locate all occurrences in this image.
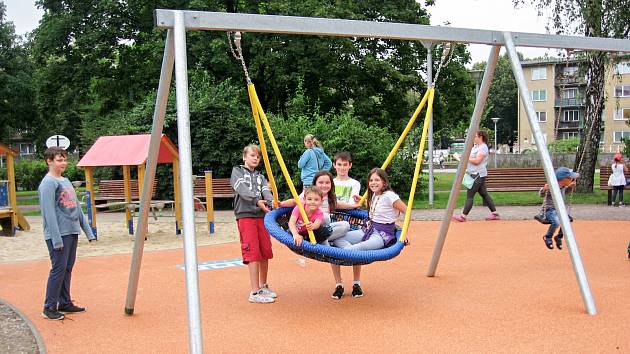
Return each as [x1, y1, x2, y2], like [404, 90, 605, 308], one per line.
[503, 31, 597, 315]
[427, 45, 501, 276]
[125, 29, 175, 315]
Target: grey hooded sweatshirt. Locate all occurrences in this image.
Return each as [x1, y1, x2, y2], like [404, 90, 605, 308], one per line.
[230, 165, 273, 220]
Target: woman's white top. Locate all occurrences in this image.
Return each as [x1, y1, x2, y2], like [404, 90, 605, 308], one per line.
[467, 143, 489, 177]
[369, 190, 401, 224]
[610, 163, 626, 186]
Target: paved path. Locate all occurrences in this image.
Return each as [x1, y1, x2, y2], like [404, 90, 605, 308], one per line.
[411, 204, 628, 221]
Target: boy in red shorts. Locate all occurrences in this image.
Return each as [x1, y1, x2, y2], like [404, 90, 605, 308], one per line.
[230, 144, 276, 303]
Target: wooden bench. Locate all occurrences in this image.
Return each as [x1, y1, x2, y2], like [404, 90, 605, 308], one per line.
[95, 179, 158, 202]
[599, 165, 630, 205]
[193, 177, 234, 199]
[484, 168, 548, 192]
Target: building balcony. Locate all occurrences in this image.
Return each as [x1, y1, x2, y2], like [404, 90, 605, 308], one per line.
[555, 75, 586, 85]
[555, 98, 585, 107]
[557, 121, 580, 129]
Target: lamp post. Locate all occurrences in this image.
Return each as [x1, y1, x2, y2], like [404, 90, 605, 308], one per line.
[491, 117, 501, 168]
[470, 70, 484, 98]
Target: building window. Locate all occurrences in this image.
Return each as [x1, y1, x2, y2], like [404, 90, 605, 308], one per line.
[614, 108, 630, 121]
[19, 143, 36, 155]
[613, 131, 630, 143]
[532, 90, 547, 101]
[532, 67, 547, 80]
[615, 61, 630, 75]
[536, 111, 547, 122]
[615, 85, 630, 97]
[561, 88, 578, 99]
[563, 110, 580, 122]
[562, 132, 579, 139]
[563, 66, 579, 76]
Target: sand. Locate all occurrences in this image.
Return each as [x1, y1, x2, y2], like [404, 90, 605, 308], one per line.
[0, 211, 239, 264]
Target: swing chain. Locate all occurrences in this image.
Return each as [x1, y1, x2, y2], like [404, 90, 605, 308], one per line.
[431, 42, 455, 87]
[227, 31, 252, 85]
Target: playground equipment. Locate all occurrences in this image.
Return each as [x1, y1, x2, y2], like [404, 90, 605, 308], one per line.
[0, 143, 30, 236]
[125, 9, 629, 351]
[77, 134, 183, 236]
[227, 32, 441, 265]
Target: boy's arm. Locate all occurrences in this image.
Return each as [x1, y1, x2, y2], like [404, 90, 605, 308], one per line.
[78, 206, 96, 241]
[230, 167, 260, 202]
[351, 180, 361, 199]
[260, 176, 273, 201]
[39, 179, 64, 249]
[297, 150, 311, 169]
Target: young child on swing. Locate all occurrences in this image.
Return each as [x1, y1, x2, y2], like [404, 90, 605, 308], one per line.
[288, 186, 333, 246]
[333, 168, 407, 251]
[539, 167, 579, 250]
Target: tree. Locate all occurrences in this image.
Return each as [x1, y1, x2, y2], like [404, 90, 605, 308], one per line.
[514, 0, 630, 192]
[472, 54, 519, 146]
[0, 1, 37, 141]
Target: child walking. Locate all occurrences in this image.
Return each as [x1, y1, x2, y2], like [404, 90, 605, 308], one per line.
[330, 152, 363, 300]
[39, 147, 96, 320]
[540, 167, 579, 250]
[231, 144, 276, 303]
[610, 153, 628, 207]
[297, 134, 332, 188]
[288, 186, 333, 246]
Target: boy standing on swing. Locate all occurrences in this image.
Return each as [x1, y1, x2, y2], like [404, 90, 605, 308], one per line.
[540, 167, 579, 250]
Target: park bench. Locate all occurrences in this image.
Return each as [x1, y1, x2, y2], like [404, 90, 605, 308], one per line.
[598, 165, 630, 205]
[95, 179, 158, 202]
[484, 168, 547, 192]
[193, 177, 234, 199]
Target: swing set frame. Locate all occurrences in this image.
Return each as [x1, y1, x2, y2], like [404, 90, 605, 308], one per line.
[124, 10, 630, 352]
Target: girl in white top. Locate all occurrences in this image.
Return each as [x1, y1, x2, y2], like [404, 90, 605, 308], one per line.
[333, 168, 407, 251]
[610, 153, 628, 207]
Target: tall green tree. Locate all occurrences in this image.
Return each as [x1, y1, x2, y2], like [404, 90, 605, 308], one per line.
[0, 1, 37, 141]
[472, 54, 519, 146]
[514, 0, 630, 192]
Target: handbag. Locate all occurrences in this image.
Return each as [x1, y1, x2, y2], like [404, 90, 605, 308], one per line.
[462, 172, 477, 189]
[607, 174, 614, 187]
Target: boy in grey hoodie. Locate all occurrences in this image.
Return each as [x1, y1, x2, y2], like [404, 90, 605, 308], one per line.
[39, 147, 96, 320]
[230, 144, 276, 303]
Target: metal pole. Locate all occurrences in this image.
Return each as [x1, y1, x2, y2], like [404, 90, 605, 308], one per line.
[503, 31, 597, 315]
[494, 121, 498, 168]
[173, 11, 205, 351]
[423, 42, 434, 206]
[427, 45, 501, 277]
[125, 30, 174, 314]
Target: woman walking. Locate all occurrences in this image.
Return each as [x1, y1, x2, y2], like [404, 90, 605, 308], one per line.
[453, 130, 500, 222]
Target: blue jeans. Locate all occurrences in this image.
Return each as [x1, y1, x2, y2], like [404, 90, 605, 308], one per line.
[544, 209, 563, 238]
[44, 234, 78, 310]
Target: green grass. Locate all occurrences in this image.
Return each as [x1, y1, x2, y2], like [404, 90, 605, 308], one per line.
[411, 172, 607, 209]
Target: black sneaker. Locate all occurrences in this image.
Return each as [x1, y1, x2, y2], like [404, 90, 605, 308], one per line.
[554, 235, 563, 250]
[543, 235, 553, 250]
[331, 285, 344, 300]
[42, 308, 65, 320]
[58, 304, 86, 313]
[352, 284, 364, 298]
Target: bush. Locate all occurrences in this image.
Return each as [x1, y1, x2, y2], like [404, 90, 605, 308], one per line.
[13, 158, 84, 191]
[548, 138, 580, 153]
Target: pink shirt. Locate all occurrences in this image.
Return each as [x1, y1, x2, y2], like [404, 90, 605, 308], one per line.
[291, 206, 323, 235]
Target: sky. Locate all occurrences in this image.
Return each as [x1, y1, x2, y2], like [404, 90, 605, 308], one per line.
[4, 0, 555, 65]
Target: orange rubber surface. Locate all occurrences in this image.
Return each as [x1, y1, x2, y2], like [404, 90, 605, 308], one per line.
[1, 220, 629, 353]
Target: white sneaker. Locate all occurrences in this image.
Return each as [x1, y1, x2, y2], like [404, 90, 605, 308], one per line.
[259, 284, 277, 298]
[620, 203, 625, 208]
[248, 291, 275, 303]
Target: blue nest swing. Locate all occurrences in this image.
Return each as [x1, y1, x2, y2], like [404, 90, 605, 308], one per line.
[264, 207, 405, 266]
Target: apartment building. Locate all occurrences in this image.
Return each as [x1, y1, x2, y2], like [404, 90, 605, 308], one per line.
[517, 58, 630, 153]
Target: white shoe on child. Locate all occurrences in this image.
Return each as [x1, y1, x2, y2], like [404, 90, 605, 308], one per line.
[259, 284, 277, 298]
[249, 291, 275, 303]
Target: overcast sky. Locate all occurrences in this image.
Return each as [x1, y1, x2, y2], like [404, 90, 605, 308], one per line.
[4, 0, 555, 65]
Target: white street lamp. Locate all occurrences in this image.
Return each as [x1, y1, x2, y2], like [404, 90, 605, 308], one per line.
[491, 117, 501, 168]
